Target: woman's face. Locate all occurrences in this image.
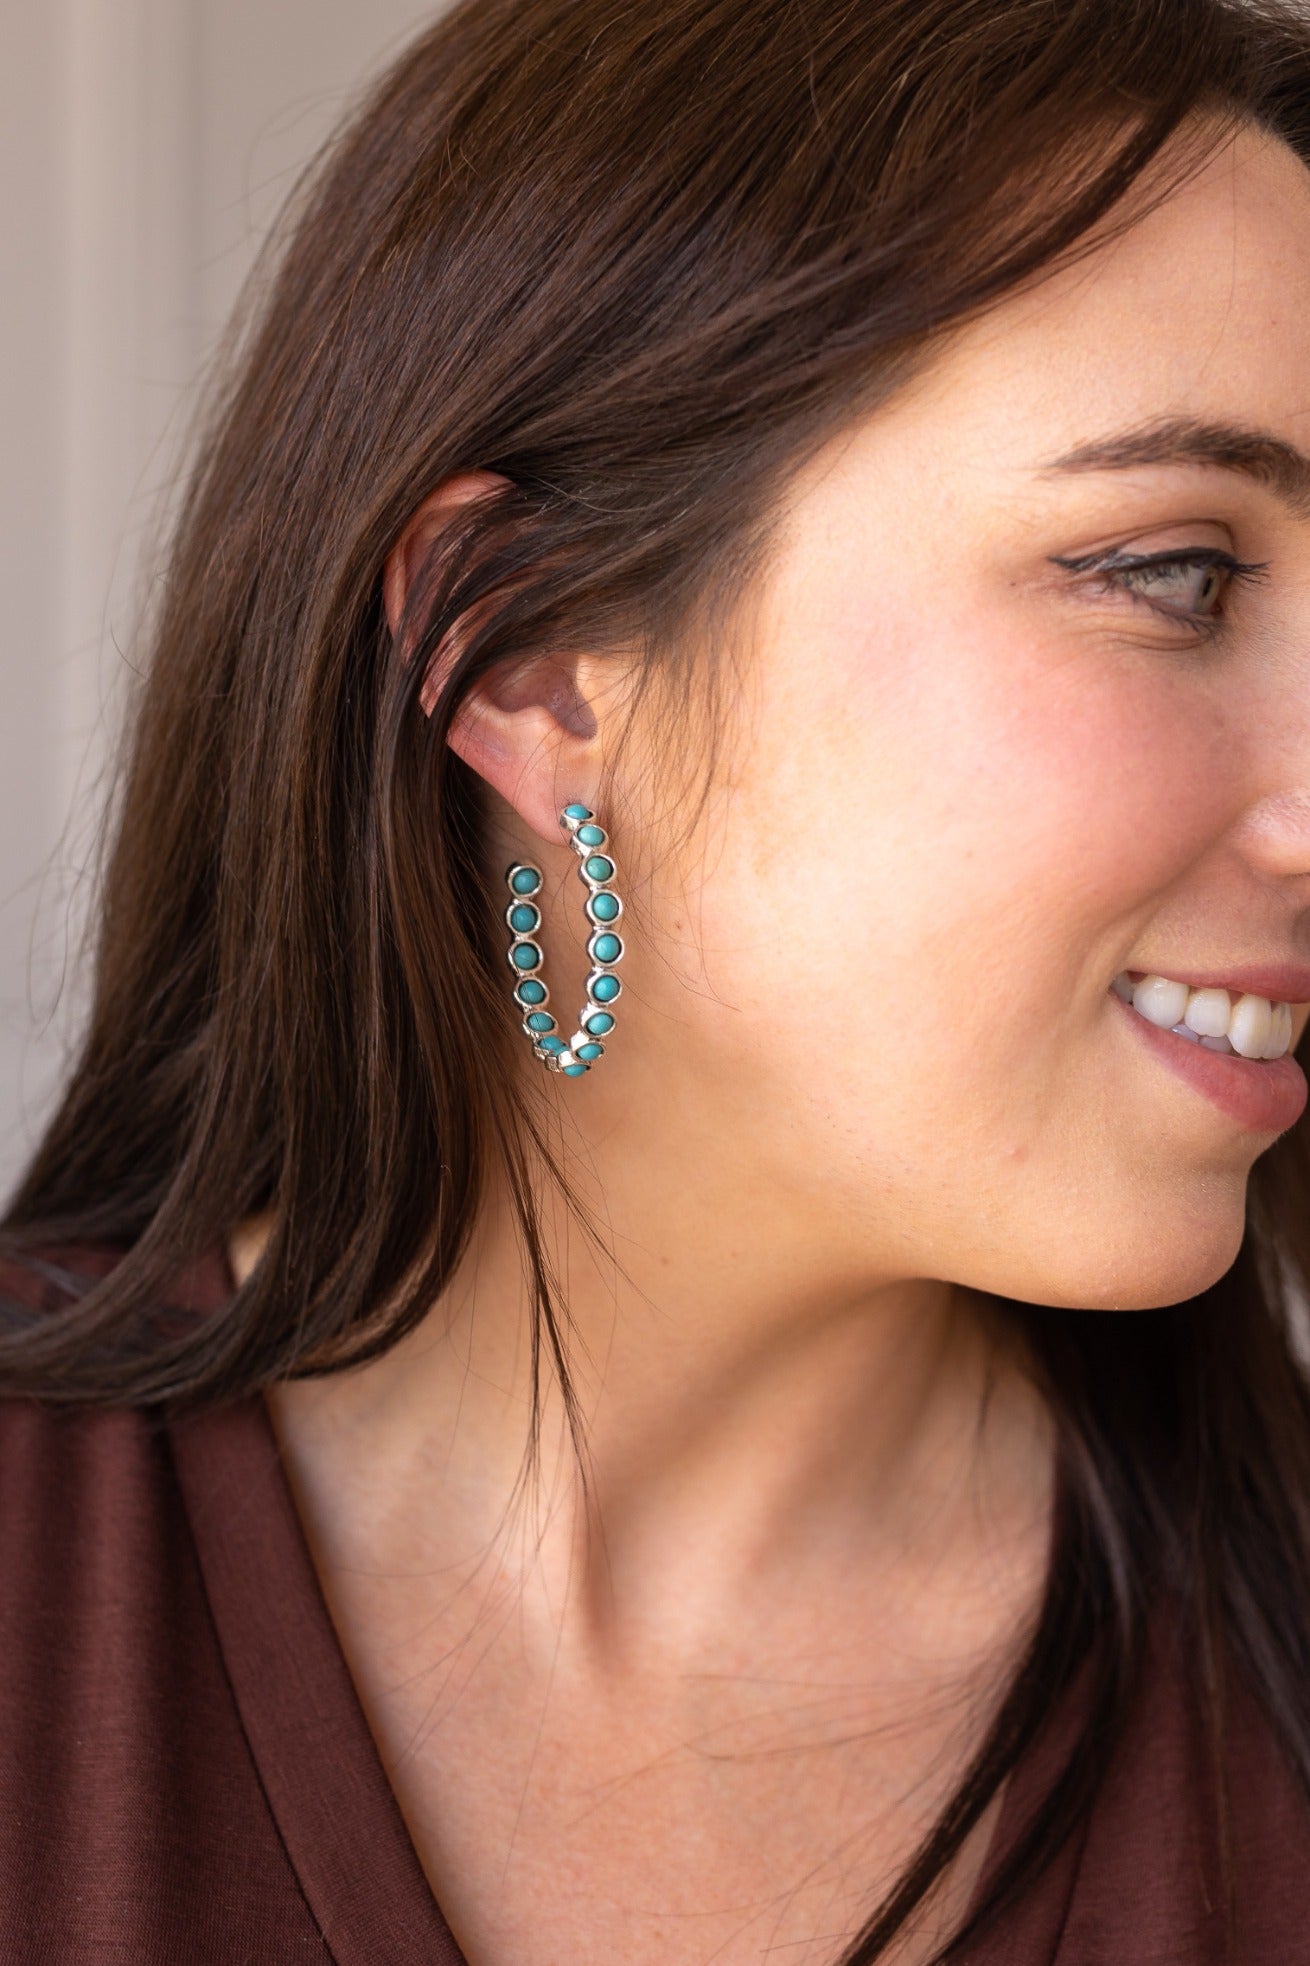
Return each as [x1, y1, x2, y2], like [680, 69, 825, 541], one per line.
[621, 120, 1310, 1313]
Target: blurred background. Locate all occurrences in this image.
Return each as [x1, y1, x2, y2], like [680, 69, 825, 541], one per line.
[0, 0, 448, 1197]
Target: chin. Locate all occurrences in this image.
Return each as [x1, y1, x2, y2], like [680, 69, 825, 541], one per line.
[1080, 1246, 1244, 1314]
[992, 1210, 1248, 1314]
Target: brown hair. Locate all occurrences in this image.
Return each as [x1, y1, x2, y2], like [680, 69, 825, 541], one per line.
[7, 0, 1310, 1957]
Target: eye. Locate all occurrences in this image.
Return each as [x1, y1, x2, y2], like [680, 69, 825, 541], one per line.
[1049, 547, 1271, 634]
[1120, 555, 1227, 615]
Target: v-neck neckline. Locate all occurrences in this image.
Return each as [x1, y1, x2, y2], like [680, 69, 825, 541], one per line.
[169, 1368, 468, 1963]
[167, 1248, 1085, 1965]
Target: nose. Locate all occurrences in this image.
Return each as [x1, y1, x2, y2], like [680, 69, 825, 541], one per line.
[1231, 786, 1310, 886]
[1229, 636, 1310, 884]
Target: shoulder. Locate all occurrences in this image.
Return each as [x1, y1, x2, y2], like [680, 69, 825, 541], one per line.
[0, 1253, 202, 1691]
[0, 1246, 179, 1538]
[1043, 1595, 1310, 1964]
[0, 1242, 241, 1671]
[1223, 1635, 1310, 1942]
[0, 1246, 334, 1962]
[0, 1392, 180, 1588]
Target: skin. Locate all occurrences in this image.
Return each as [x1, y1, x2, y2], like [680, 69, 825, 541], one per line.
[236, 120, 1310, 1966]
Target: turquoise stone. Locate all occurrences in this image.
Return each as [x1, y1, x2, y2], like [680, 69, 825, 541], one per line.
[584, 854, 614, 882]
[576, 824, 606, 847]
[591, 931, 622, 964]
[589, 892, 620, 923]
[584, 1011, 615, 1035]
[576, 1042, 604, 1060]
[526, 1011, 555, 1032]
[508, 902, 539, 933]
[516, 978, 547, 1005]
[590, 973, 621, 1003]
[540, 1035, 567, 1054]
[509, 866, 541, 895]
[512, 941, 541, 970]
[562, 803, 591, 822]
[562, 1063, 588, 1077]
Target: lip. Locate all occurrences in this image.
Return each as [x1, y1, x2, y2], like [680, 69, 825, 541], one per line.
[1110, 988, 1308, 1134]
[1126, 963, 1310, 1006]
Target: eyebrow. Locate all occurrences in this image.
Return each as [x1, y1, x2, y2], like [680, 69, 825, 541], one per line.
[1040, 415, 1310, 520]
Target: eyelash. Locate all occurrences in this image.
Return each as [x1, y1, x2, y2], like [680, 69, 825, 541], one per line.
[1050, 546, 1272, 639]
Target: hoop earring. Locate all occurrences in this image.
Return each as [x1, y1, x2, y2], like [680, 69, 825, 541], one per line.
[504, 803, 625, 1076]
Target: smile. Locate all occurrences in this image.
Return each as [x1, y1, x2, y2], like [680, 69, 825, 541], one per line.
[1108, 971, 1308, 1134]
[1111, 971, 1295, 1060]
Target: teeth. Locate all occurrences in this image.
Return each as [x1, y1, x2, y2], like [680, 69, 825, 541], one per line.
[1229, 994, 1273, 1060]
[1132, 975, 1189, 1029]
[1114, 973, 1295, 1061]
[1183, 988, 1231, 1039]
[1266, 1001, 1295, 1060]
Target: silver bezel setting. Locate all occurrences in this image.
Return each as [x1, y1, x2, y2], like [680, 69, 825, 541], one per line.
[504, 897, 542, 935]
[584, 890, 624, 928]
[586, 928, 624, 966]
[504, 816, 626, 1075]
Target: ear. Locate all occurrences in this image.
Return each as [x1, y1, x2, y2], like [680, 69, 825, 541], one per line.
[383, 471, 608, 846]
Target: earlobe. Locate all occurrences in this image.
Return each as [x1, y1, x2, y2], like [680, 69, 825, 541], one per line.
[441, 654, 607, 845]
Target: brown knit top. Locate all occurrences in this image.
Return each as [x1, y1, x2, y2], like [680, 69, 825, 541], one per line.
[0, 1246, 1307, 1964]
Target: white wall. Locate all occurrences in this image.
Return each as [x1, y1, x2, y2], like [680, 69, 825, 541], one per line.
[0, 0, 444, 1200]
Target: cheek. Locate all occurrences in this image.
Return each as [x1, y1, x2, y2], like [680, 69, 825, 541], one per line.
[705, 611, 1238, 1115]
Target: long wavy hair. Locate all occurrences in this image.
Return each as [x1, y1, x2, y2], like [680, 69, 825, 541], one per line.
[6, 0, 1310, 1958]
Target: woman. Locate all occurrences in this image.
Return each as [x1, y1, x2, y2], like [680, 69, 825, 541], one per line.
[4, 0, 1310, 1959]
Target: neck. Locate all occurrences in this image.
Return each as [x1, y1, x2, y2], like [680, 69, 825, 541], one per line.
[237, 1152, 1055, 1670]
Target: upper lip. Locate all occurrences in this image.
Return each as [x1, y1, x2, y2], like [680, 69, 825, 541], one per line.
[1123, 962, 1310, 1006]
